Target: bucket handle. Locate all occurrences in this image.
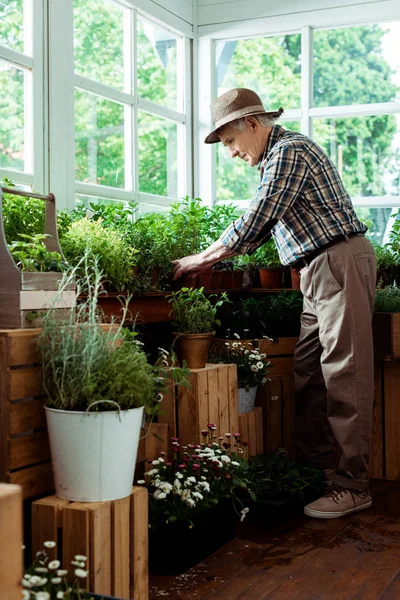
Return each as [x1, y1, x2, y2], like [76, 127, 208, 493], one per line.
[85, 400, 122, 422]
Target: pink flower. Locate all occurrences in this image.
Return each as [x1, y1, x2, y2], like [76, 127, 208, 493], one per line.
[242, 441, 249, 447]
[178, 464, 186, 469]
[167, 462, 172, 466]
[225, 433, 232, 438]
[146, 459, 153, 464]
[171, 437, 179, 442]
[233, 433, 241, 438]
[160, 451, 166, 456]
[207, 423, 216, 429]
[183, 456, 190, 462]
[201, 430, 208, 436]
[192, 463, 201, 470]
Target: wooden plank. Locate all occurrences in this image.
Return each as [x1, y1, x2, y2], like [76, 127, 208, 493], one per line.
[10, 397, 46, 433]
[254, 406, 263, 454]
[266, 379, 282, 453]
[89, 501, 112, 595]
[62, 505, 90, 590]
[258, 337, 298, 356]
[143, 423, 169, 472]
[9, 430, 50, 470]
[131, 486, 149, 600]
[384, 361, 400, 480]
[10, 366, 42, 400]
[373, 313, 400, 359]
[227, 364, 239, 436]
[157, 373, 177, 454]
[177, 372, 198, 446]
[267, 357, 294, 378]
[32, 496, 69, 560]
[0, 484, 22, 600]
[217, 366, 230, 439]
[238, 412, 250, 450]
[207, 366, 219, 432]
[10, 461, 54, 499]
[111, 496, 131, 599]
[0, 336, 11, 481]
[281, 376, 296, 458]
[369, 360, 384, 479]
[247, 409, 257, 457]
[197, 369, 210, 436]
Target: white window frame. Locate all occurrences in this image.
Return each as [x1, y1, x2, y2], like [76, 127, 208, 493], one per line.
[0, 0, 46, 193]
[48, 0, 192, 212]
[196, 0, 400, 217]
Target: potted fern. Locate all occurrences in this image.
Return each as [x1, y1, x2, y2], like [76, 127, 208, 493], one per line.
[39, 258, 179, 502]
[168, 287, 229, 368]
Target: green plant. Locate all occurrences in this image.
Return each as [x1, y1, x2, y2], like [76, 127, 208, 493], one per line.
[373, 243, 398, 270]
[263, 290, 303, 338]
[209, 339, 270, 390]
[168, 287, 229, 334]
[141, 425, 253, 529]
[60, 218, 137, 292]
[246, 449, 324, 506]
[252, 238, 282, 269]
[8, 234, 66, 272]
[374, 284, 400, 313]
[39, 258, 188, 416]
[2, 177, 45, 243]
[215, 297, 269, 339]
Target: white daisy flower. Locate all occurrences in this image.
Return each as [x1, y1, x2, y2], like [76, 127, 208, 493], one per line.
[22, 591, 31, 600]
[257, 362, 264, 369]
[137, 480, 145, 485]
[152, 460, 160, 465]
[35, 593, 50, 600]
[220, 455, 231, 463]
[56, 570, 68, 577]
[233, 333, 241, 339]
[74, 555, 87, 562]
[43, 541, 56, 549]
[48, 560, 60, 570]
[51, 577, 62, 584]
[34, 567, 48, 573]
[250, 365, 258, 372]
[74, 569, 88, 578]
[231, 461, 240, 466]
[153, 490, 167, 500]
[57, 593, 65, 599]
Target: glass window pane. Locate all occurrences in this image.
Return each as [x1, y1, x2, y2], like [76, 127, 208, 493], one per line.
[312, 115, 400, 197]
[216, 146, 260, 202]
[137, 18, 179, 110]
[282, 120, 301, 132]
[356, 206, 395, 245]
[0, 61, 25, 171]
[75, 90, 125, 188]
[138, 112, 177, 197]
[314, 23, 400, 107]
[0, 0, 24, 54]
[216, 34, 301, 110]
[74, 0, 125, 90]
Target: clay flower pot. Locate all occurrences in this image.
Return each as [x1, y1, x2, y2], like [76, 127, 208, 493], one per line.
[290, 268, 301, 290]
[221, 271, 234, 289]
[197, 269, 214, 290]
[174, 332, 213, 368]
[211, 270, 223, 290]
[232, 270, 244, 289]
[258, 268, 284, 289]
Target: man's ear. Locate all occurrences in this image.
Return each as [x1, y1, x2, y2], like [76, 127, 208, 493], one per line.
[246, 116, 259, 131]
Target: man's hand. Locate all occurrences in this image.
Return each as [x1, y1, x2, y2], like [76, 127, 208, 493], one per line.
[171, 254, 208, 280]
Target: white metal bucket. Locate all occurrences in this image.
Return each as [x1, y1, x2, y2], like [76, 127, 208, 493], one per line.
[238, 386, 258, 414]
[45, 405, 144, 502]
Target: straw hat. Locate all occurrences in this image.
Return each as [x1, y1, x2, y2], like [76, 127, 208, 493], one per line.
[204, 88, 283, 144]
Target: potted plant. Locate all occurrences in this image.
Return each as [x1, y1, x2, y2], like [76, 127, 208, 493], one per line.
[8, 233, 67, 273]
[38, 258, 182, 502]
[60, 218, 138, 292]
[22, 541, 123, 599]
[168, 286, 229, 368]
[373, 243, 399, 287]
[373, 284, 400, 359]
[252, 238, 284, 289]
[140, 425, 253, 575]
[209, 338, 270, 413]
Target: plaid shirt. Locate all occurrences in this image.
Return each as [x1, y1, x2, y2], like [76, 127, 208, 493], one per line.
[220, 125, 367, 266]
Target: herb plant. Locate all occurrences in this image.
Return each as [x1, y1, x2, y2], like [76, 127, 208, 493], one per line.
[168, 287, 229, 334]
[8, 234, 66, 272]
[2, 177, 45, 243]
[374, 284, 400, 313]
[252, 238, 281, 269]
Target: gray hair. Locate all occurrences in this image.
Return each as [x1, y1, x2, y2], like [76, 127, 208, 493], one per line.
[229, 113, 276, 131]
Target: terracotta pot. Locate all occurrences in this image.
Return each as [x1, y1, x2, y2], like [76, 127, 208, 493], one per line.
[197, 269, 214, 290]
[177, 275, 198, 289]
[290, 268, 301, 290]
[258, 268, 284, 289]
[232, 270, 244, 289]
[211, 270, 223, 290]
[174, 332, 213, 369]
[221, 271, 234, 289]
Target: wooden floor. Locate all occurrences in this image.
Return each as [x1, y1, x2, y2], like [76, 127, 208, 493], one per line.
[150, 480, 400, 599]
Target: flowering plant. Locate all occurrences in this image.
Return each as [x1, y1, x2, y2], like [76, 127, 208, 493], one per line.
[210, 336, 270, 391]
[140, 425, 255, 529]
[21, 541, 94, 600]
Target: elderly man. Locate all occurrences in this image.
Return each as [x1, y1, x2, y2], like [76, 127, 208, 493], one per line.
[172, 87, 377, 519]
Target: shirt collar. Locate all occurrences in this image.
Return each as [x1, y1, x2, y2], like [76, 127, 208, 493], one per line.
[258, 124, 284, 170]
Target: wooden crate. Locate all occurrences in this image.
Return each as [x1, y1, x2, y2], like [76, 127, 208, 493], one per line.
[383, 360, 400, 480]
[0, 483, 23, 600]
[238, 407, 263, 456]
[32, 486, 148, 600]
[373, 312, 400, 359]
[159, 363, 240, 447]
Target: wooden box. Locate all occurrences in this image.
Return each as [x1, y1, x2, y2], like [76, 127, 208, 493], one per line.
[373, 312, 400, 359]
[159, 363, 240, 447]
[0, 187, 76, 329]
[32, 486, 148, 600]
[238, 406, 264, 456]
[0, 483, 23, 600]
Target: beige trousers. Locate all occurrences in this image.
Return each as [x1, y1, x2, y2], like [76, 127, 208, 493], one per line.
[294, 235, 376, 492]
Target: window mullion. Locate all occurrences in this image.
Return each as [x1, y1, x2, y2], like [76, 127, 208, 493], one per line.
[301, 26, 312, 138]
[133, 9, 139, 207]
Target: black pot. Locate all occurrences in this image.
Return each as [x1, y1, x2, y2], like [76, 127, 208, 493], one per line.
[149, 501, 238, 575]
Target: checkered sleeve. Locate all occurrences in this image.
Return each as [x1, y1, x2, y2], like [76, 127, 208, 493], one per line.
[220, 144, 310, 254]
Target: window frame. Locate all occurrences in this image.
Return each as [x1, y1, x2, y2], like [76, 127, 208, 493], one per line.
[196, 2, 400, 220]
